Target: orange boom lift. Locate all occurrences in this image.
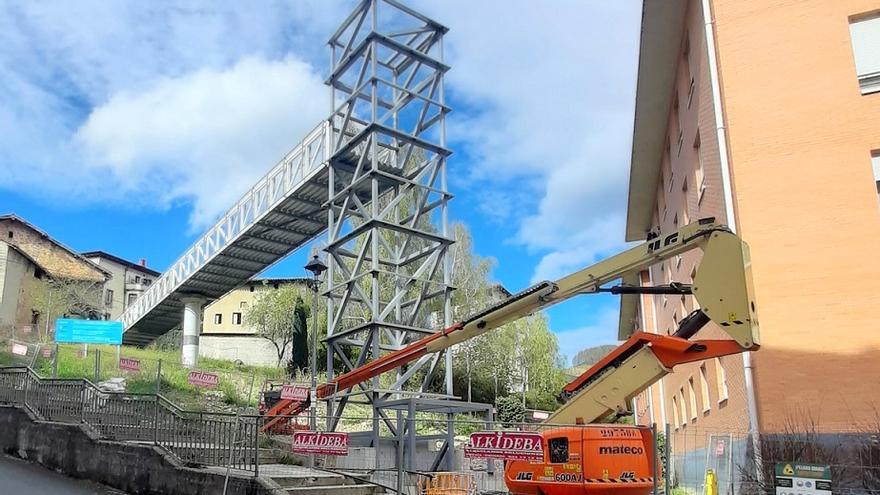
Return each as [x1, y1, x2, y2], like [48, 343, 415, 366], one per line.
[265, 219, 760, 495]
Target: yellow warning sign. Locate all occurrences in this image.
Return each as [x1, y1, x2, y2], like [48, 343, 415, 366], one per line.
[782, 464, 794, 476]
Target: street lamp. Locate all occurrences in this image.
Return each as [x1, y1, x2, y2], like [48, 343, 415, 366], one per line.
[304, 254, 327, 434]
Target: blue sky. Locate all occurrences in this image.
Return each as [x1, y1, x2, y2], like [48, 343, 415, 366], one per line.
[0, 1, 641, 365]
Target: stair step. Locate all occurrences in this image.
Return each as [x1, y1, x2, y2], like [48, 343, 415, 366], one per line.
[286, 484, 381, 495]
[273, 474, 354, 488]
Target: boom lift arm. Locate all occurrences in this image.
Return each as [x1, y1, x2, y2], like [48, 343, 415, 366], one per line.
[313, 218, 759, 423]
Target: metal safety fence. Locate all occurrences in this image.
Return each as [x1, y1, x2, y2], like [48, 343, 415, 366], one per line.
[668, 423, 880, 495]
[0, 366, 260, 474]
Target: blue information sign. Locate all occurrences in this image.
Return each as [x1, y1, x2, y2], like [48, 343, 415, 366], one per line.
[55, 319, 123, 345]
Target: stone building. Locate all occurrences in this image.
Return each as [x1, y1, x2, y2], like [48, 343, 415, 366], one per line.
[0, 214, 110, 333]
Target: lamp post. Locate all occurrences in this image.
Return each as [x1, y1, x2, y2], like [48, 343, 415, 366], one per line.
[304, 254, 327, 435]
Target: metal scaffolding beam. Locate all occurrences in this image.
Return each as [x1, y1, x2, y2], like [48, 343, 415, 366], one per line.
[323, 0, 454, 428]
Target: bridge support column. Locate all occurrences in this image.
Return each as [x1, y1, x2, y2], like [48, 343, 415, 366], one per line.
[180, 296, 206, 368]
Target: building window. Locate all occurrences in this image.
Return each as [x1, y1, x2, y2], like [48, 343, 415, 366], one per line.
[7, 231, 12, 239]
[714, 357, 729, 403]
[679, 295, 687, 321]
[678, 388, 687, 426]
[849, 13, 880, 94]
[688, 377, 698, 421]
[681, 180, 690, 226]
[232, 312, 242, 325]
[213, 313, 222, 325]
[127, 293, 137, 306]
[700, 363, 711, 413]
[694, 133, 706, 203]
[872, 151, 880, 200]
[143, 279, 151, 286]
[105, 289, 114, 306]
[672, 395, 680, 430]
[240, 301, 248, 309]
[134, 275, 141, 284]
[684, 34, 696, 109]
[672, 95, 683, 156]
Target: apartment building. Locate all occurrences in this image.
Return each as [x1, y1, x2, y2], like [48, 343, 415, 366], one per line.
[625, 0, 880, 447]
[199, 278, 312, 366]
[82, 251, 160, 320]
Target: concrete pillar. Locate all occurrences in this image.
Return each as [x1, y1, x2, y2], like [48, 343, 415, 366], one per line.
[180, 296, 206, 368]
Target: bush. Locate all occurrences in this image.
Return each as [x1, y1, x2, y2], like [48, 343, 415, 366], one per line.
[496, 395, 525, 426]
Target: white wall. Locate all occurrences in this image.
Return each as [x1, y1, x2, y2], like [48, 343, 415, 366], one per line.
[198, 335, 287, 367]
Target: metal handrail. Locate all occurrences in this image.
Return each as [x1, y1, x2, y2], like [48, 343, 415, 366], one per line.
[0, 366, 259, 473]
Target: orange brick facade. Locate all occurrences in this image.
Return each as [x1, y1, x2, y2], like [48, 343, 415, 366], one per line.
[712, 0, 880, 430]
[630, 0, 880, 436]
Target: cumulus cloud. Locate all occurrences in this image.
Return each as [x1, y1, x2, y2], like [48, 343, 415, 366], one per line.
[0, 0, 346, 228]
[552, 304, 621, 366]
[1, 0, 640, 276]
[75, 56, 327, 228]
[415, 0, 641, 280]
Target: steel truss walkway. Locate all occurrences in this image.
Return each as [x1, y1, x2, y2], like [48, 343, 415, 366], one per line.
[121, 122, 333, 345]
[121, 0, 454, 371]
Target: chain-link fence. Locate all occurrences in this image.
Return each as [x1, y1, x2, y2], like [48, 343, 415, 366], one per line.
[668, 423, 880, 495]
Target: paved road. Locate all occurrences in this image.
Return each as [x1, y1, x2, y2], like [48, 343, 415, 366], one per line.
[0, 455, 127, 494]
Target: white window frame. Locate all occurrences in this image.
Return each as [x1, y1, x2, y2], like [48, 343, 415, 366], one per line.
[672, 395, 680, 430]
[849, 13, 880, 95]
[700, 363, 711, 413]
[688, 377, 698, 421]
[715, 357, 729, 403]
[679, 388, 688, 426]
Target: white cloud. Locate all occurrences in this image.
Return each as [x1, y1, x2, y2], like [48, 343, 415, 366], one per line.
[414, 0, 641, 280]
[74, 56, 327, 229]
[0, 0, 347, 228]
[0, 0, 640, 270]
[552, 305, 621, 366]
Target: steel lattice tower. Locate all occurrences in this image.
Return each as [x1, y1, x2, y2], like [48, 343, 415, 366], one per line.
[324, 0, 454, 427]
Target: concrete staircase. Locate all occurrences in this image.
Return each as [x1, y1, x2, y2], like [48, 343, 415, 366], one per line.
[263, 466, 386, 495]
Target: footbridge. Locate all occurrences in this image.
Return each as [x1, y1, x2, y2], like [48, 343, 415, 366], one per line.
[119, 121, 333, 346]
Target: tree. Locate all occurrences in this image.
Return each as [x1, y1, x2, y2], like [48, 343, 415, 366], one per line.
[244, 284, 311, 367]
[439, 223, 569, 409]
[288, 297, 309, 375]
[25, 277, 103, 340]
